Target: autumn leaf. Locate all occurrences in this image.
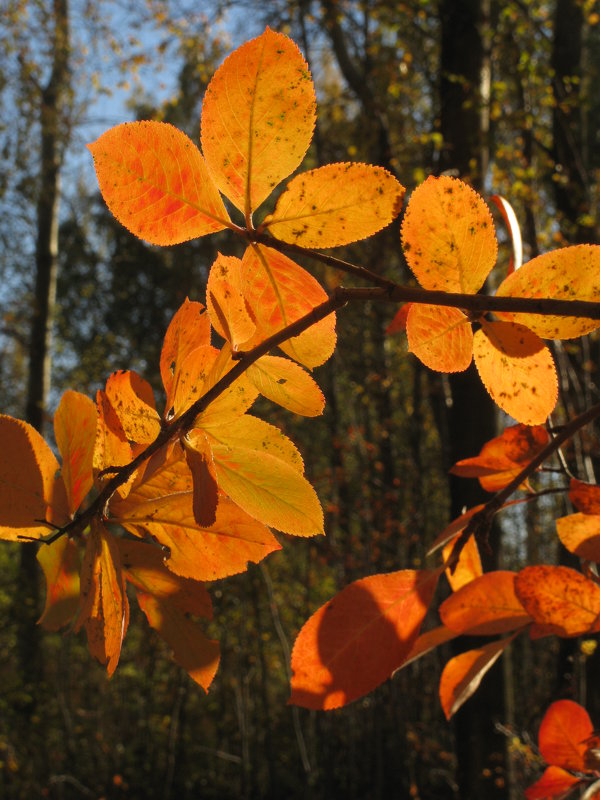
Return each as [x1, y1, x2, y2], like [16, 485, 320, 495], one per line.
[88, 121, 230, 245]
[569, 478, 600, 514]
[525, 766, 582, 800]
[515, 566, 600, 637]
[439, 635, 516, 720]
[289, 569, 441, 710]
[37, 537, 80, 631]
[262, 162, 404, 247]
[105, 370, 161, 444]
[400, 625, 458, 670]
[193, 343, 259, 427]
[160, 299, 211, 414]
[183, 430, 218, 528]
[401, 175, 497, 293]
[406, 304, 473, 372]
[443, 534, 483, 592]
[473, 320, 558, 425]
[556, 513, 600, 563]
[201, 27, 316, 216]
[439, 571, 531, 635]
[247, 355, 325, 416]
[496, 244, 600, 339]
[54, 390, 96, 515]
[93, 390, 134, 492]
[385, 303, 412, 335]
[537, 699, 594, 772]
[0, 415, 69, 540]
[206, 253, 256, 350]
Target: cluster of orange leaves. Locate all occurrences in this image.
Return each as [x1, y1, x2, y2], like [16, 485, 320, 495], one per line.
[1, 29, 600, 770]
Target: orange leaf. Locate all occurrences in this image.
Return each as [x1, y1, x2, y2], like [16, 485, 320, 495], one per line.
[105, 370, 161, 444]
[450, 423, 549, 492]
[241, 245, 336, 369]
[538, 699, 594, 771]
[556, 513, 600, 562]
[0, 415, 69, 540]
[496, 244, 600, 339]
[37, 537, 80, 631]
[385, 304, 412, 334]
[401, 625, 458, 670]
[54, 390, 96, 515]
[169, 344, 219, 421]
[136, 591, 220, 692]
[443, 534, 483, 591]
[206, 254, 256, 350]
[88, 121, 229, 245]
[401, 175, 497, 293]
[439, 635, 516, 720]
[160, 299, 211, 414]
[473, 320, 558, 425]
[439, 571, 531, 635]
[183, 431, 218, 528]
[290, 568, 441, 710]
[75, 524, 129, 676]
[262, 163, 404, 247]
[406, 304, 473, 372]
[428, 504, 485, 554]
[93, 390, 133, 491]
[247, 355, 325, 416]
[515, 566, 600, 637]
[201, 28, 316, 215]
[525, 766, 581, 800]
[569, 479, 600, 515]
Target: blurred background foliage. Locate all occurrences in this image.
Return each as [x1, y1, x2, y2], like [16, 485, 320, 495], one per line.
[0, 0, 599, 797]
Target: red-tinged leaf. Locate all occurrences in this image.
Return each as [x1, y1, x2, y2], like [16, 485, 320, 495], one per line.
[406, 304, 473, 372]
[556, 513, 600, 562]
[75, 524, 129, 676]
[473, 320, 558, 425]
[262, 163, 404, 247]
[439, 635, 516, 720]
[515, 566, 600, 637]
[183, 431, 218, 528]
[201, 28, 316, 215]
[88, 121, 229, 245]
[290, 568, 441, 710]
[450, 423, 549, 492]
[105, 370, 161, 444]
[241, 245, 336, 369]
[160, 299, 211, 412]
[539, 700, 594, 771]
[54, 390, 96, 514]
[136, 591, 220, 692]
[385, 304, 412, 335]
[569, 479, 600, 515]
[93, 391, 133, 493]
[490, 194, 523, 273]
[401, 175, 497, 293]
[525, 765, 581, 800]
[439, 571, 531, 635]
[496, 245, 600, 339]
[400, 625, 458, 670]
[37, 537, 80, 631]
[206, 254, 256, 350]
[0, 415, 69, 540]
[247, 355, 325, 417]
[443, 534, 483, 592]
[119, 539, 212, 617]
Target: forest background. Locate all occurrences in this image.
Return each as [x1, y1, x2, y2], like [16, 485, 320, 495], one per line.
[0, 0, 599, 798]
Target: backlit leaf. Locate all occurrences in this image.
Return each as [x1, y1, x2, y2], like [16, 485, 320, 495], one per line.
[473, 320, 557, 425]
[515, 566, 600, 637]
[169, 345, 219, 421]
[0, 415, 69, 540]
[556, 513, 600, 562]
[241, 244, 336, 368]
[525, 766, 581, 800]
[439, 636, 515, 720]
[538, 699, 593, 771]
[201, 28, 316, 215]
[443, 534, 483, 592]
[569, 479, 600, 514]
[428, 504, 485, 554]
[262, 163, 404, 247]
[247, 355, 325, 416]
[439, 571, 531, 635]
[207, 254, 256, 350]
[88, 121, 229, 245]
[136, 591, 219, 692]
[385, 304, 411, 335]
[183, 431, 218, 528]
[37, 537, 80, 631]
[496, 245, 600, 339]
[54, 390, 96, 514]
[93, 390, 133, 493]
[401, 175, 497, 293]
[290, 569, 441, 710]
[400, 625, 458, 670]
[105, 370, 161, 444]
[490, 194, 523, 273]
[191, 344, 258, 427]
[406, 304, 473, 372]
[160, 299, 211, 413]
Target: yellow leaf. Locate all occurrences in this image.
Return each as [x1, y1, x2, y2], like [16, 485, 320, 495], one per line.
[556, 513, 600, 563]
[105, 370, 161, 444]
[473, 320, 558, 425]
[262, 163, 404, 247]
[206, 253, 256, 350]
[406, 304, 473, 372]
[194, 344, 259, 427]
[88, 121, 230, 245]
[93, 390, 133, 492]
[401, 175, 497, 292]
[443, 534, 483, 592]
[495, 244, 600, 339]
[247, 355, 325, 416]
[37, 537, 80, 631]
[160, 299, 211, 413]
[0, 415, 69, 541]
[201, 28, 316, 215]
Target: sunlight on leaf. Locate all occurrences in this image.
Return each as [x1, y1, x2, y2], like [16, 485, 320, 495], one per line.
[54, 390, 96, 515]
[38, 537, 80, 631]
[439, 571, 531, 635]
[406, 304, 473, 372]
